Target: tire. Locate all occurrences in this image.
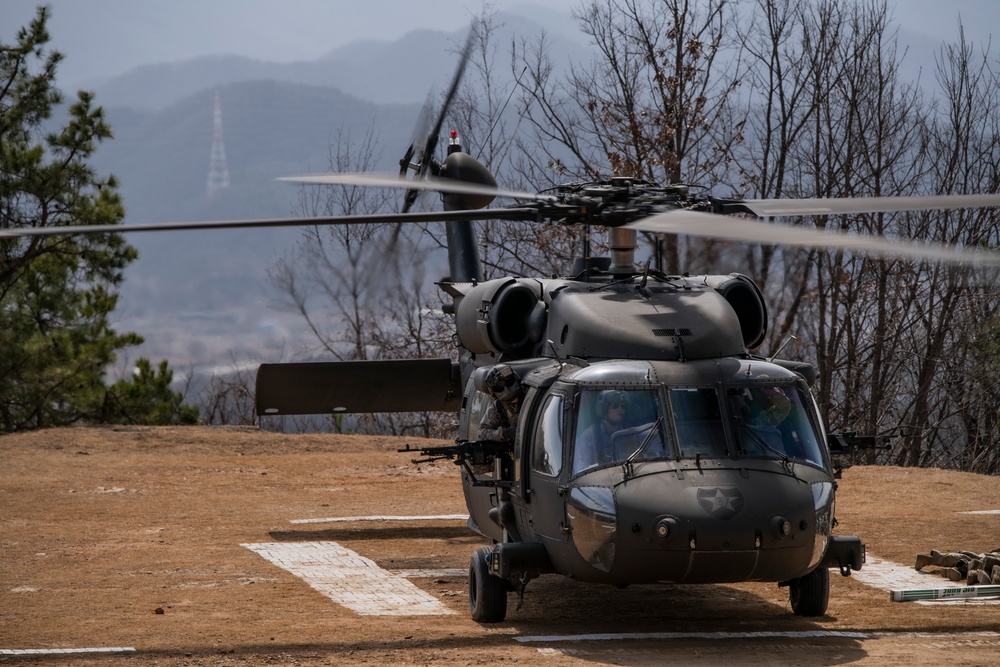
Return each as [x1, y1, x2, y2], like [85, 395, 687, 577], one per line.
[789, 566, 830, 616]
[469, 547, 508, 622]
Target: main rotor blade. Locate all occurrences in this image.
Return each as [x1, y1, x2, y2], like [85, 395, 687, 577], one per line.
[421, 27, 476, 174]
[281, 172, 554, 202]
[740, 193, 1000, 217]
[404, 93, 436, 170]
[0, 208, 539, 239]
[626, 209, 1000, 266]
[402, 25, 478, 213]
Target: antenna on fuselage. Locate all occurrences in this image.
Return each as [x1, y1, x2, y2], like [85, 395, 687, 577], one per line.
[767, 335, 797, 363]
[546, 339, 565, 370]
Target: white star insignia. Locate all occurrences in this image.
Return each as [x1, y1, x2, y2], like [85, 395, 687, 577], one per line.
[709, 489, 736, 512]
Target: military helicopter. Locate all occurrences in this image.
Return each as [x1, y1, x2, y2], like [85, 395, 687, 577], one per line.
[251, 33, 1000, 623]
[5, 30, 999, 624]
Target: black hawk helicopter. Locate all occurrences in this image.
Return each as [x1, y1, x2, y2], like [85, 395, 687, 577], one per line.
[5, 30, 1000, 624]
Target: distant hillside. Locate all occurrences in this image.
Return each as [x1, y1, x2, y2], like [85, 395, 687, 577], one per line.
[92, 38, 462, 111]
[75, 11, 592, 372]
[95, 80, 417, 221]
[89, 12, 590, 111]
[87, 80, 421, 371]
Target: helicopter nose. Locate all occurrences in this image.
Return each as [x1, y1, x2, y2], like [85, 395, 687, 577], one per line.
[606, 468, 824, 584]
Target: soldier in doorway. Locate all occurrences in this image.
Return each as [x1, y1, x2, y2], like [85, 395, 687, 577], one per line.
[478, 364, 523, 443]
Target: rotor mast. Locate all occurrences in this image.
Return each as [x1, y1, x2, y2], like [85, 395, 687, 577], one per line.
[444, 132, 483, 283]
[608, 227, 638, 275]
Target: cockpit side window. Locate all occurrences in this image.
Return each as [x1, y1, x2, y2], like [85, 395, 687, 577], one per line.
[572, 388, 668, 475]
[531, 394, 563, 477]
[668, 388, 728, 458]
[727, 385, 825, 466]
[464, 389, 493, 442]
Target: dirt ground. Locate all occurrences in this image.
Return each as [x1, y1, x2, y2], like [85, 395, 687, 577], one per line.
[2, 426, 999, 666]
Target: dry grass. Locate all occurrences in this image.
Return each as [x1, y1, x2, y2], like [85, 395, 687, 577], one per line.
[2, 426, 998, 666]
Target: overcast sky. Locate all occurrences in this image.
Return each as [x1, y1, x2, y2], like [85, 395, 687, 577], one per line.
[1, 0, 996, 92]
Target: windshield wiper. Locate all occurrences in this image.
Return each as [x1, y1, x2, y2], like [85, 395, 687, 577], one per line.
[735, 417, 794, 474]
[622, 418, 663, 480]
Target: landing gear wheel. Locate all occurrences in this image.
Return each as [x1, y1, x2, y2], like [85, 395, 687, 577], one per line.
[469, 547, 508, 622]
[789, 566, 830, 616]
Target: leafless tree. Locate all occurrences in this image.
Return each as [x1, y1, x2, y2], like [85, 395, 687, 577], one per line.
[199, 358, 258, 426]
[512, 0, 747, 272]
[889, 28, 1000, 468]
[737, 1, 999, 471]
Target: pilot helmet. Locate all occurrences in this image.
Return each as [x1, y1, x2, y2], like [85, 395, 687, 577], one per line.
[485, 364, 521, 401]
[596, 389, 630, 416]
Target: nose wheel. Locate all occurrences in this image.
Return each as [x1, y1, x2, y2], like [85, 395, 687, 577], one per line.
[788, 566, 830, 616]
[469, 547, 509, 622]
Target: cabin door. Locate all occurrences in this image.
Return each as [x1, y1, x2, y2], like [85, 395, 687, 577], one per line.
[523, 393, 569, 544]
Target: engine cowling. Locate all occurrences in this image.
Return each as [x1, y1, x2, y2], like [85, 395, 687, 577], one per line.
[455, 278, 545, 356]
[704, 274, 768, 350]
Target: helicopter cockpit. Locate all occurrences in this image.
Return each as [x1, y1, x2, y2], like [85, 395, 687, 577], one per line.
[572, 388, 668, 474]
[509, 360, 844, 586]
[725, 383, 826, 466]
[566, 367, 829, 475]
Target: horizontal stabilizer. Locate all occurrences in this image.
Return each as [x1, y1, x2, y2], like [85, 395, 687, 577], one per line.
[256, 359, 461, 416]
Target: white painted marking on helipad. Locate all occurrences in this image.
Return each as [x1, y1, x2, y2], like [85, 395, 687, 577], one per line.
[852, 555, 1000, 605]
[958, 509, 1000, 515]
[516, 631, 868, 642]
[0, 648, 136, 656]
[243, 541, 455, 616]
[515, 630, 1000, 643]
[290, 514, 469, 524]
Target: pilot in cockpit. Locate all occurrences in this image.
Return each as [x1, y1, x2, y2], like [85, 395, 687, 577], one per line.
[575, 390, 630, 469]
[732, 382, 794, 456]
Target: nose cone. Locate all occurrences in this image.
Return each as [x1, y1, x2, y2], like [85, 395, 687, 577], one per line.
[610, 467, 819, 584]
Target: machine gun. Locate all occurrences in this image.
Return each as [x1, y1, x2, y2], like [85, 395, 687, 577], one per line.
[827, 431, 897, 477]
[398, 439, 514, 487]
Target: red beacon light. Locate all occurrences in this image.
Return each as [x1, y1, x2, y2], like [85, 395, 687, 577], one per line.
[448, 130, 462, 154]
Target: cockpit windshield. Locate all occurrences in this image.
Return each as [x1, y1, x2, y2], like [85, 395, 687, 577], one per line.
[568, 382, 827, 475]
[726, 385, 825, 467]
[669, 388, 728, 457]
[572, 388, 669, 475]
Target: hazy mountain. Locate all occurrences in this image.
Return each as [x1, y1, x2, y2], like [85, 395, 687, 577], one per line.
[1, 1, 585, 91]
[5, 0, 993, 94]
[314, 12, 590, 104]
[66, 12, 592, 373]
[97, 80, 417, 219]
[86, 81, 421, 371]
[87, 11, 589, 111]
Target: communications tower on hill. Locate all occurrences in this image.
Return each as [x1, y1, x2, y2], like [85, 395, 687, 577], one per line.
[206, 90, 230, 198]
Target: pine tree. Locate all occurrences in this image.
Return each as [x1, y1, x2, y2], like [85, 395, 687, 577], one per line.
[0, 6, 143, 431]
[102, 359, 200, 426]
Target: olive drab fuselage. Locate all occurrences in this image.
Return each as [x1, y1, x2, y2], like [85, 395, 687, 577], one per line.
[448, 274, 861, 589]
[459, 356, 840, 586]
